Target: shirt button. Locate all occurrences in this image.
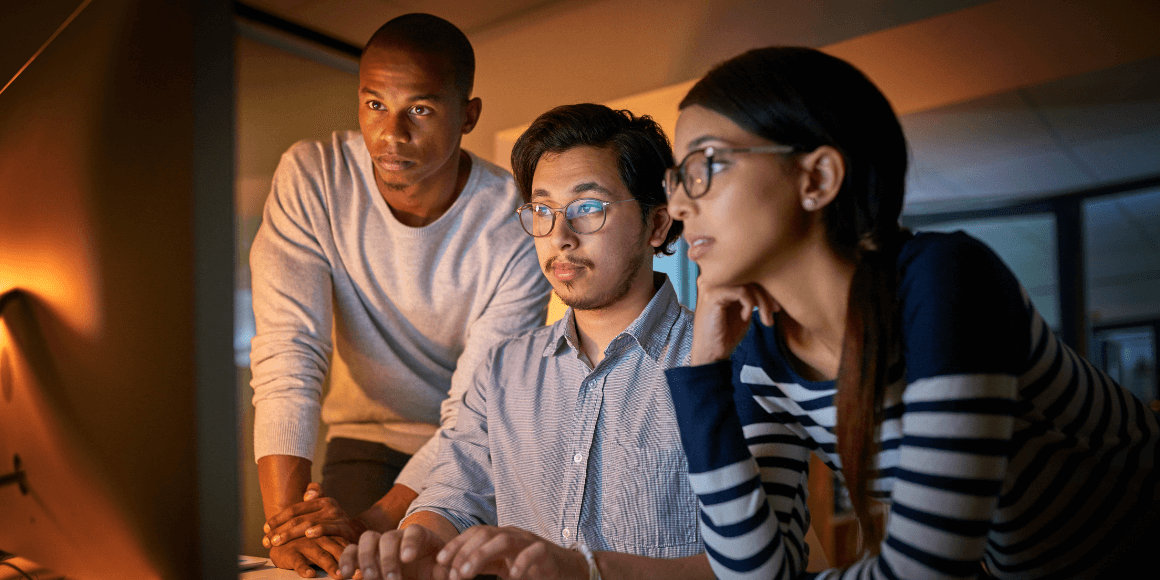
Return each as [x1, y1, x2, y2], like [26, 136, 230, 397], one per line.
[562, 528, 572, 539]
[573, 453, 582, 463]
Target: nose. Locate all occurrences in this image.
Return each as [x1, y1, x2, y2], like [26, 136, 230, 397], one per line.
[547, 212, 578, 250]
[667, 188, 695, 221]
[381, 111, 411, 144]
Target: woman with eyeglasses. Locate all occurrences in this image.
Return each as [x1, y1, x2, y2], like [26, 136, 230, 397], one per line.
[663, 46, 1159, 579]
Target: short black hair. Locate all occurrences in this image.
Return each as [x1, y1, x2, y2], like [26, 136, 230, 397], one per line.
[364, 13, 475, 100]
[511, 104, 682, 256]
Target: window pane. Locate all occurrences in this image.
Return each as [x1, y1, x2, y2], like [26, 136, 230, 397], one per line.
[654, 238, 698, 308]
[1092, 326, 1157, 407]
[1084, 187, 1160, 326]
[920, 214, 1060, 330]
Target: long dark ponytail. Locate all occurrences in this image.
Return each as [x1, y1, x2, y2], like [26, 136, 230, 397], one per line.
[681, 47, 909, 551]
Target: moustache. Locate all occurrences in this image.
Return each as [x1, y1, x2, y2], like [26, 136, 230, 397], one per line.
[544, 256, 595, 270]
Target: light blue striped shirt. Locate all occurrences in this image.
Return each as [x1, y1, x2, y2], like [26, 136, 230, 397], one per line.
[407, 275, 704, 559]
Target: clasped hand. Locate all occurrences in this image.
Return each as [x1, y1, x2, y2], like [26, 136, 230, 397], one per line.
[339, 525, 588, 580]
[264, 483, 368, 579]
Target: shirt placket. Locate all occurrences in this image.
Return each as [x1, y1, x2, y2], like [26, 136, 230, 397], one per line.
[557, 366, 605, 545]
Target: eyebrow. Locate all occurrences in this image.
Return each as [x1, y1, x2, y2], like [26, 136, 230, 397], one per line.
[358, 87, 445, 102]
[530, 181, 615, 202]
[685, 135, 738, 152]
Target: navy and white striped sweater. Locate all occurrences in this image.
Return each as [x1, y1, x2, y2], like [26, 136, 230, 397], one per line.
[666, 232, 1160, 579]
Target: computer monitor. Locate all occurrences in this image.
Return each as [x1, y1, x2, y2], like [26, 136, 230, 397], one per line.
[0, 0, 236, 578]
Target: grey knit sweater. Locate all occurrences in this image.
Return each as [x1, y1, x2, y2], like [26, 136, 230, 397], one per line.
[250, 131, 550, 490]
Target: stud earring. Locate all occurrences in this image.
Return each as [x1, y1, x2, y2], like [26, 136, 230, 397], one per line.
[802, 197, 818, 211]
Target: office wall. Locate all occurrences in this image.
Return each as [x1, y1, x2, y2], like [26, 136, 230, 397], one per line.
[234, 32, 359, 557]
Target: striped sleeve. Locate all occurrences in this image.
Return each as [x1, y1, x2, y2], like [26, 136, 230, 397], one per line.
[860, 374, 1016, 580]
[666, 355, 814, 580]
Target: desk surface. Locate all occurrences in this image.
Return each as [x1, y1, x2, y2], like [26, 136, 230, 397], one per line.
[0, 555, 311, 580]
[239, 561, 313, 579]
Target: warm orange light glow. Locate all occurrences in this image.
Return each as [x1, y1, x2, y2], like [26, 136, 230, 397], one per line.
[0, 250, 101, 338]
[0, 321, 159, 579]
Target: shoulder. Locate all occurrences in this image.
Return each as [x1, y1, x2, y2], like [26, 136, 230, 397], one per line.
[462, 151, 521, 207]
[279, 131, 363, 167]
[482, 322, 558, 375]
[897, 231, 1031, 378]
[455, 151, 533, 255]
[898, 231, 1026, 292]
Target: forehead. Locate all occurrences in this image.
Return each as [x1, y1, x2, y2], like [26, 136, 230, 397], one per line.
[531, 146, 629, 201]
[673, 105, 759, 157]
[359, 45, 456, 98]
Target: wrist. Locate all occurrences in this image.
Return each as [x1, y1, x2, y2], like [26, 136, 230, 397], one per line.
[569, 541, 601, 580]
[690, 350, 730, 366]
[348, 515, 369, 537]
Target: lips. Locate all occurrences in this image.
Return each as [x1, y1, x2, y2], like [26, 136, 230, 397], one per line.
[545, 256, 591, 282]
[685, 234, 714, 261]
[374, 154, 415, 172]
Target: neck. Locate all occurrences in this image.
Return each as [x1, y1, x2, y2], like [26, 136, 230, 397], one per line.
[379, 149, 470, 227]
[757, 237, 855, 380]
[572, 270, 659, 367]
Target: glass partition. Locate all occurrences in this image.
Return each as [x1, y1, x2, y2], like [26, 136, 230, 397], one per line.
[919, 214, 1061, 331]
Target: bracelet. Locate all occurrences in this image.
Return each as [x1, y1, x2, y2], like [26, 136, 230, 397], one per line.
[570, 541, 601, 580]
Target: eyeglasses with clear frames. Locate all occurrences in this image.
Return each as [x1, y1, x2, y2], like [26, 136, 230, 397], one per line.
[516, 197, 639, 237]
[663, 144, 795, 200]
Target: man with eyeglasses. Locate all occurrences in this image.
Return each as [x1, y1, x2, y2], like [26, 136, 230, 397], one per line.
[340, 103, 717, 580]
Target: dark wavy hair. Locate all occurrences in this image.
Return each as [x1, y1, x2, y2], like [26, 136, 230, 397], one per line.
[364, 13, 475, 100]
[511, 103, 682, 256]
[681, 46, 909, 552]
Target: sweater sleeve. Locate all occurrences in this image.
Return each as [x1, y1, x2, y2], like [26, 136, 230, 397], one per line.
[394, 233, 551, 492]
[666, 345, 814, 580]
[249, 143, 334, 461]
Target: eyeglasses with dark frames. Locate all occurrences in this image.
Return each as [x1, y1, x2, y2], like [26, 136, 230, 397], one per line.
[663, 145, 795, 200]
[516, 197, 639, 237]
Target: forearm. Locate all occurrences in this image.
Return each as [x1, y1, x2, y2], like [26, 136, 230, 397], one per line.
[593, 552, 713, 580]
[258, 454, 313, 519]
[398, 510, 461, 544]
[356, 483, 419, 532]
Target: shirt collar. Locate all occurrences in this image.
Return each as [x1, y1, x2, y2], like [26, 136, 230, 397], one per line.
[542, 273, 682, 363]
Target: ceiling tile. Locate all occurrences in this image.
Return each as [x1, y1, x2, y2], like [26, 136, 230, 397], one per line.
[1022, 55, 1160, 144]
[938, 148, 1096, 198]
[1070, 125, 1160, 183]
[901, 92, 1056, 170]
[904, 170, 961, 206]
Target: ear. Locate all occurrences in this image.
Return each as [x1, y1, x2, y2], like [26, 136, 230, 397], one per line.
[461, 97, 483, 135]
[647, 205, 674, 251]
[796, 145, 845, 211]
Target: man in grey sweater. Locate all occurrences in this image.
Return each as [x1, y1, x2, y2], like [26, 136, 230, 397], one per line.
[250, 14, 550, 578]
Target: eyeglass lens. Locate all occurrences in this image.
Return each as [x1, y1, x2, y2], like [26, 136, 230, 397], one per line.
[519, 199, 608, 236]
[665, 150, 710, 199]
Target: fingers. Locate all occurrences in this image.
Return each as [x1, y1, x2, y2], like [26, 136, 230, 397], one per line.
[509, 541, 550, 580]
[271, 546, 315, 578]
[747, 283, 781, 326]
[357, 531, 384, 580]
[339, 543, 360, 580]
[271, 539, 347, 579]
[398, 525, 442, 564]
[310, 536, 348, 580]
[443, 527, 505, 580]
[304, 482, 324, 501]
[268, 498, 348, 547]
[440, 527, 533, 580]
